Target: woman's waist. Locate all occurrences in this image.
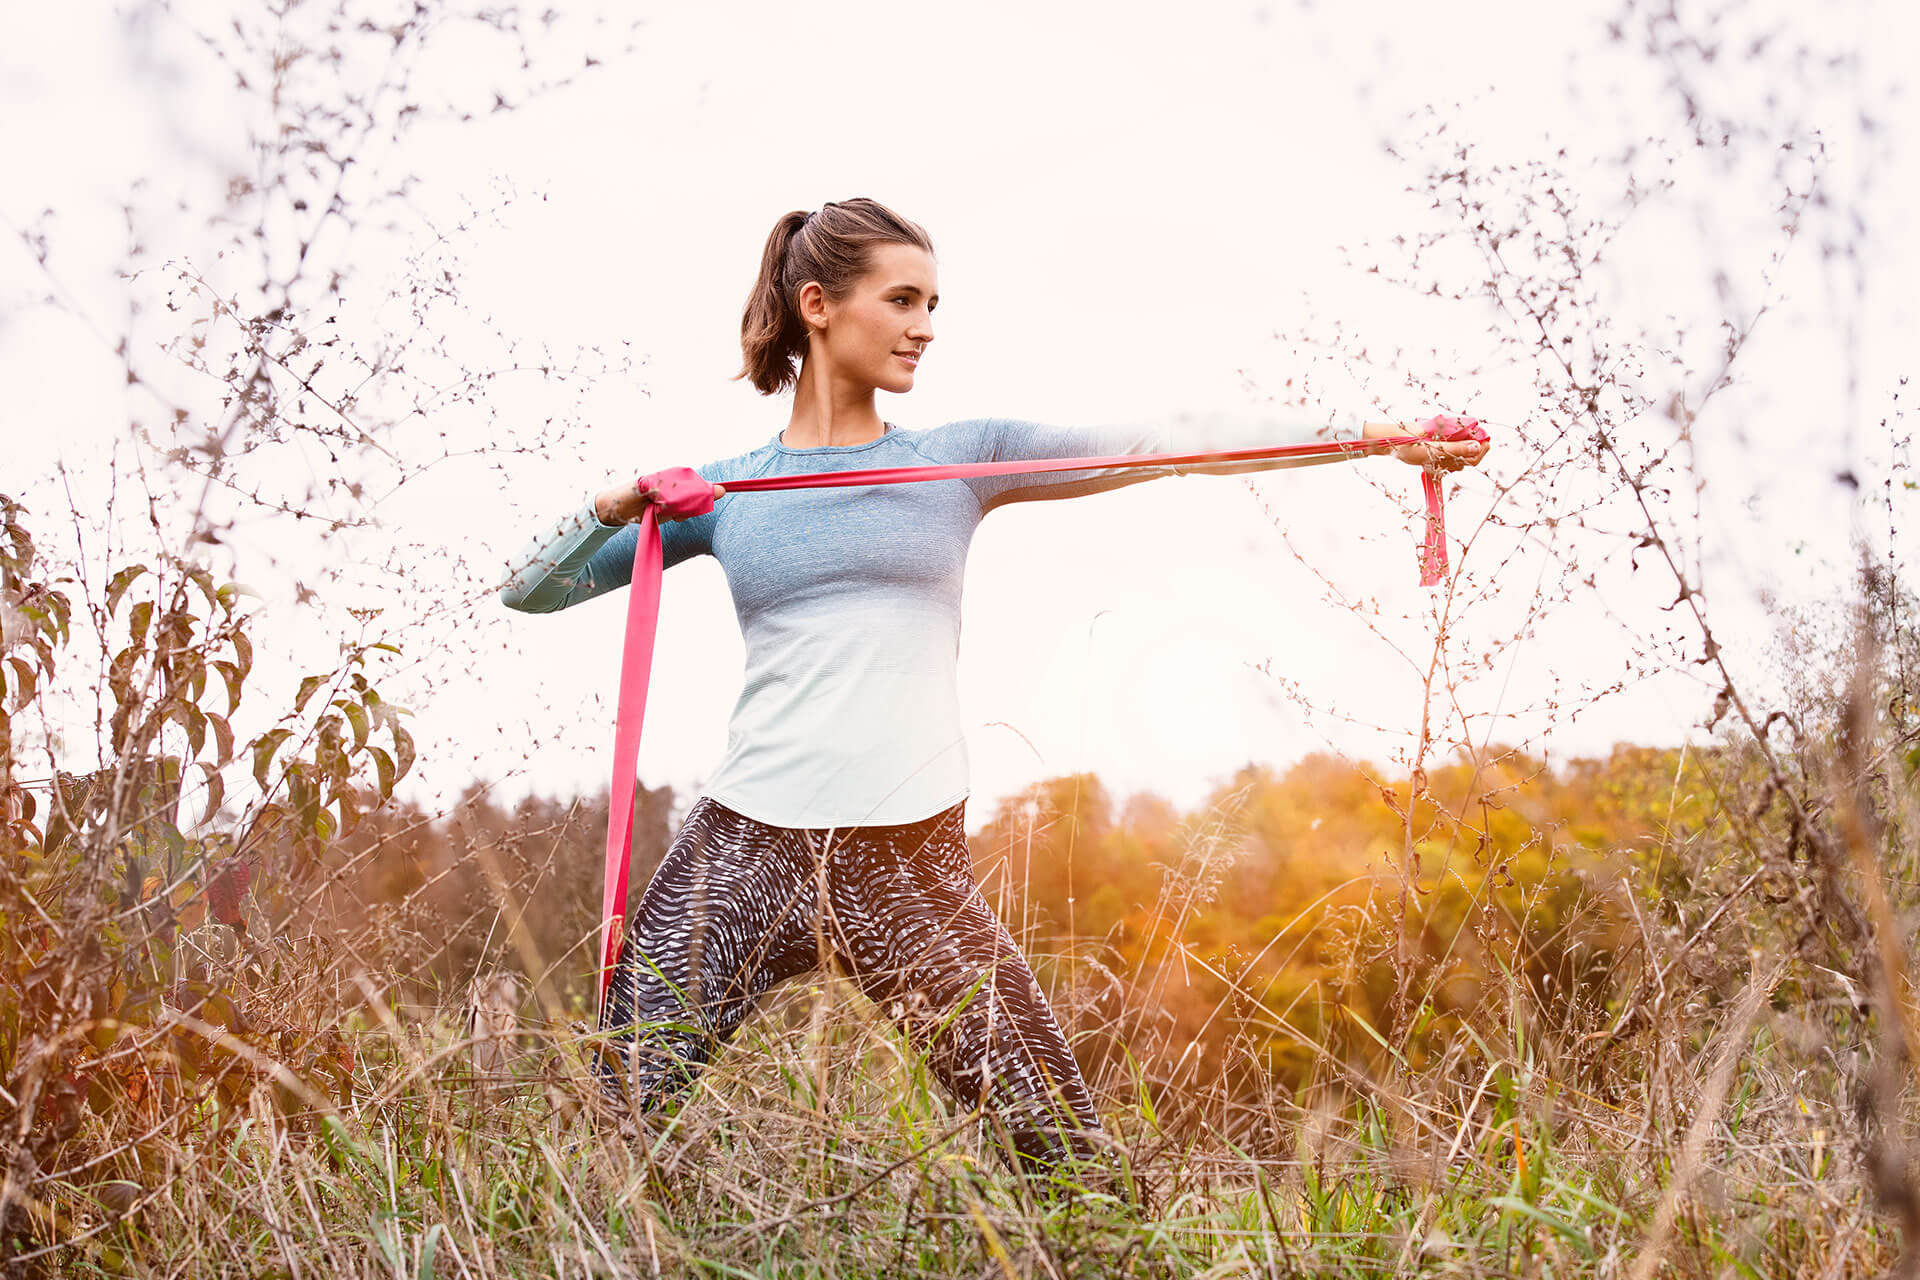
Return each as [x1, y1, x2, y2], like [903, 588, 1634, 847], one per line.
[737, 617, 960, 684]
[730, 659, 961, 726]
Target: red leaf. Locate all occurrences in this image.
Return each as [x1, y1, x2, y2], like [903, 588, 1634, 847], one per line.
[205, 858, 253, 928]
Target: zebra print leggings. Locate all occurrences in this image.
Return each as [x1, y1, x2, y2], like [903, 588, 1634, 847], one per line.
[593, 795, 1110, 1173]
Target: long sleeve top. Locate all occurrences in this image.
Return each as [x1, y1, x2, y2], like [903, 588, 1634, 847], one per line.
[498, 415, 1361, 829]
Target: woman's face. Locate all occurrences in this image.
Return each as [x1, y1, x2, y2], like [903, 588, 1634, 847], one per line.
[808, 242, 938, 395]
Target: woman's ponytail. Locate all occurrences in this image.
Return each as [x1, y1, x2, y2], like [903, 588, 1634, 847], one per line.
[734, 198, 934, 396]
[736, 210, 813, 396]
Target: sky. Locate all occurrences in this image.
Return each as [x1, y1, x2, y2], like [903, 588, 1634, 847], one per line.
[3, 0, 1914, 831]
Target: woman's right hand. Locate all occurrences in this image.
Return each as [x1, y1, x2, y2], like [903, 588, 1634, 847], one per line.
[594, 479, 727, 526]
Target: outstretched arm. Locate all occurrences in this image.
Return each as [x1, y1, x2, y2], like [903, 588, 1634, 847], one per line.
[962, 415, 1369, 514]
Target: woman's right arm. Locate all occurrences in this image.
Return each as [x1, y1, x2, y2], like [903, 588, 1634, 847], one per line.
[498, 476, 725, 614]
[497, 499, 643, 614]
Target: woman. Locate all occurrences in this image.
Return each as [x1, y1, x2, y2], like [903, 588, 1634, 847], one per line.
[499, 198, 1488, 1181]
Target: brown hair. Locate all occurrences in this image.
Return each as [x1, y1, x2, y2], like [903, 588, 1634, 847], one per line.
[735, 198, 935, 396]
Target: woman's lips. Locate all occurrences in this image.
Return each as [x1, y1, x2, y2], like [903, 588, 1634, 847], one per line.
[894, 351, 920, 367]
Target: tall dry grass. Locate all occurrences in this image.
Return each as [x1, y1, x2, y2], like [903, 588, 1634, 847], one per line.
[4, 474, 1915, 1274]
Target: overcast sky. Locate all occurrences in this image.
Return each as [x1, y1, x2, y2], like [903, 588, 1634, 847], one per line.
[4, 0, 1914, 830]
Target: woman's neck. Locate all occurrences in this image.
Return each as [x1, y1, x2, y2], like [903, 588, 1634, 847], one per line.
[782, 357, 886, 448]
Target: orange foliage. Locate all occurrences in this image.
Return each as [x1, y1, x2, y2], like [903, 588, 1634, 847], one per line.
[968, 744, 1726, 1100]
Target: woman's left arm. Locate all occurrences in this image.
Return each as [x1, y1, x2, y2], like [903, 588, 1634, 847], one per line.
[957, 414, 1366, 513]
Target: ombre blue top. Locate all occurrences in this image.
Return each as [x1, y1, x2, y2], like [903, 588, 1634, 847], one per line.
[500, 416, 1360, 828]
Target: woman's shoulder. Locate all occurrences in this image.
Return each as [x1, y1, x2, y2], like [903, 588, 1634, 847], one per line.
[694, 439, 782, 483]
[892, 418, 1002, 460]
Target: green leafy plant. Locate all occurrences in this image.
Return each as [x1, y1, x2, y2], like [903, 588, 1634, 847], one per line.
[0, 494, 413, 1249]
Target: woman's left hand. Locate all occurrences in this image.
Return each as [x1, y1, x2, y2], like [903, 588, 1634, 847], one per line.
[1363, 417, 1490, 472]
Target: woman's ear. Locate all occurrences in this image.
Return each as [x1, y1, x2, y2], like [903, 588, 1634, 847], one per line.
[796, 280, 828, 336]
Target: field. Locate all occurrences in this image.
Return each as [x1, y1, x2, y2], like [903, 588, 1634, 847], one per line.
[4, 521, 1914, 1273]
[6, 1, 1914, 1273]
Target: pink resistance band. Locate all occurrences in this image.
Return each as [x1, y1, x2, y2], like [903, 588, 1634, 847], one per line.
[596, 416, 1488, 1008]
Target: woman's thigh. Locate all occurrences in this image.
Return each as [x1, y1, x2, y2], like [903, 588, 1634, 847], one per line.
[599, 798, 827, 1085]
[821, 803, 1106, 1167]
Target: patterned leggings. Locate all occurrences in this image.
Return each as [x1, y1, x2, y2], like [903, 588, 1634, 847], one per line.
[594, 796, 1109, 1173]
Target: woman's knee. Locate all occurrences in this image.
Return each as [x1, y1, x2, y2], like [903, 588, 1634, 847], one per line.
[592, 1015, 714, 1111]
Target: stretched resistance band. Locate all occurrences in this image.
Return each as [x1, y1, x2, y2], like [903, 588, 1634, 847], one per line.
[596, 416, 1488, 1008]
